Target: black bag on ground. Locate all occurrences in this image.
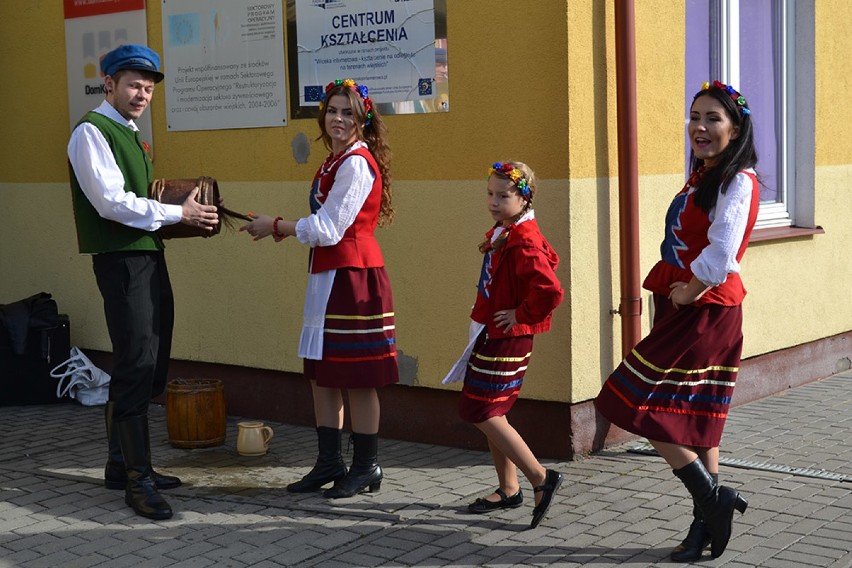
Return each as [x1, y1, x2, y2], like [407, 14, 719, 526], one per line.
[0, 293, 71, 406]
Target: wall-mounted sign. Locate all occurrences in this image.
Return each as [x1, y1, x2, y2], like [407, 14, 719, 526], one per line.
[288, 0, 448, 118]
[64, 0, 154, 145]
[162, 0, 287, 131]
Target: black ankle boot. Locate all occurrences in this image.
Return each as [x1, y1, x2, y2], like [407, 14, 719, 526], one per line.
[104, 402, 181, 491]
[670, 474, 716, 561]
[116, 415, 173, 520]
[674, 460, 746, 559]
[324, 432, 382, 499]
[287, 427, 347, 493]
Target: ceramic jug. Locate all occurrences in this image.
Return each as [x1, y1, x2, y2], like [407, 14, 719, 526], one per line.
[236, 421, 274, 456]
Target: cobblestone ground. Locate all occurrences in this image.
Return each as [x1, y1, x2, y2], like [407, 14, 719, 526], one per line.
[1, 370, 851, 567]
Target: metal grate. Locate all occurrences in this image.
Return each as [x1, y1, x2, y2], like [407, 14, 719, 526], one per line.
[627, 443, 850, 482]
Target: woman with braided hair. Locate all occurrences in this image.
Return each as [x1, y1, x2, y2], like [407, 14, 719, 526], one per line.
[595, 81, 760, 560]
[443, 161, 564, 529]
[241, 79, 397, 498]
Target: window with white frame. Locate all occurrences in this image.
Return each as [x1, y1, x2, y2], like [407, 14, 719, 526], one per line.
[685, 0, 815, 229]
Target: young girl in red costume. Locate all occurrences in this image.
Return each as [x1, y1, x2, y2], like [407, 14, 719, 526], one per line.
[443, 161, 564, 529]
[241, 79, 397, 498]
[595, 81, 760, 560]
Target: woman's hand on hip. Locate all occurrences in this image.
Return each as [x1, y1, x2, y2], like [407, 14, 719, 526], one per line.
[668, 277, 711, 309]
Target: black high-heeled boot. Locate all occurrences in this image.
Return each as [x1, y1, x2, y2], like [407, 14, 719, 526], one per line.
[104, 402, 181, 490]
[287, 427, 347, 492]
[670, 473, 717, 562]
[323, 432, 382, 499]
[116, 415, 173, 520]
[674, 460, 747, 559]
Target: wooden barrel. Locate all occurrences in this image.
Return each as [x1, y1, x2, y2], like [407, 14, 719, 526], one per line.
[166, 378, 226, 448]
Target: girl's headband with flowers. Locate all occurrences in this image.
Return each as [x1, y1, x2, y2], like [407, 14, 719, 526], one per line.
[319, 78, 374, 126]
[700, 80, 751, 116]
[488, 162, 531, 199]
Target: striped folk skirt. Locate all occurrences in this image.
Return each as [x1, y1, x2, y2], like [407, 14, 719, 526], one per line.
[594, 294, 744, 448]
[303, 267, 399, 389]
[458, 331, 534, 424]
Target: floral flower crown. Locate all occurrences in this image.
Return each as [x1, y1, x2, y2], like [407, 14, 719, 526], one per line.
[701, 80, 751, 116]
[319, 78, 374, 127]
[488, 162, 531, 199]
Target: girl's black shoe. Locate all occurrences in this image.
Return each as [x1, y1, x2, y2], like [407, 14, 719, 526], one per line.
[467, 488, 523, 514]
[530, 469, 563, 528]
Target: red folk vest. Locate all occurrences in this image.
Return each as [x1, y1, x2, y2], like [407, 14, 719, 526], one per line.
[643, 170, 760, 306]
[309, 147, 385, 274]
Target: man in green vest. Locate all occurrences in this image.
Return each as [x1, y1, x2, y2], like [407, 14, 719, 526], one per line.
[68, 44, 219, 520]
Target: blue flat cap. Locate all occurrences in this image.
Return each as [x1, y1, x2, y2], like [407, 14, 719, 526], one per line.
[101, 44, 164, 83]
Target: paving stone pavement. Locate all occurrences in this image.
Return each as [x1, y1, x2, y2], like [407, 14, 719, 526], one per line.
[1, 370, 851, 568]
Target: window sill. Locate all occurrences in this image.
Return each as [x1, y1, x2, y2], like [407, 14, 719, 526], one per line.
[749, 225, 824, 243]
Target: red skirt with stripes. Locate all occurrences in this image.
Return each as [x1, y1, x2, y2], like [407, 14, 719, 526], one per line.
[458, 331, 534, 424]
[594, 294, 743, 448]
[303, 267, 399, 389]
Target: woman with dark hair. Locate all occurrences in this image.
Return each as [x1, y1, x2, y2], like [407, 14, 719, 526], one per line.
[242, 79, 397, 498]
[595, 81, 759, 560]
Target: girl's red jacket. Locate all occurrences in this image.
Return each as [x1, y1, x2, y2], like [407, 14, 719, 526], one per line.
[470, 218, 564, 339]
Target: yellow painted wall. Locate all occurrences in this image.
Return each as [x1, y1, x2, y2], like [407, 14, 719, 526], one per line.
[565, 0, 689, 402]
[1, 1, 849, 408]
[567, 0, 852, 404]
[815, 3, 852, 166]
[0, 1, 573, 400]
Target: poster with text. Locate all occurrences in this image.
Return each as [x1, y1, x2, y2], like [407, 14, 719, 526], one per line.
[294, 0, 442, 113]
[64, 0, 154, 148]
[162, 0, 287, 131]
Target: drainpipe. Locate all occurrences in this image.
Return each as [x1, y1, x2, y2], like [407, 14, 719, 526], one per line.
[614, 0, 642, 357]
